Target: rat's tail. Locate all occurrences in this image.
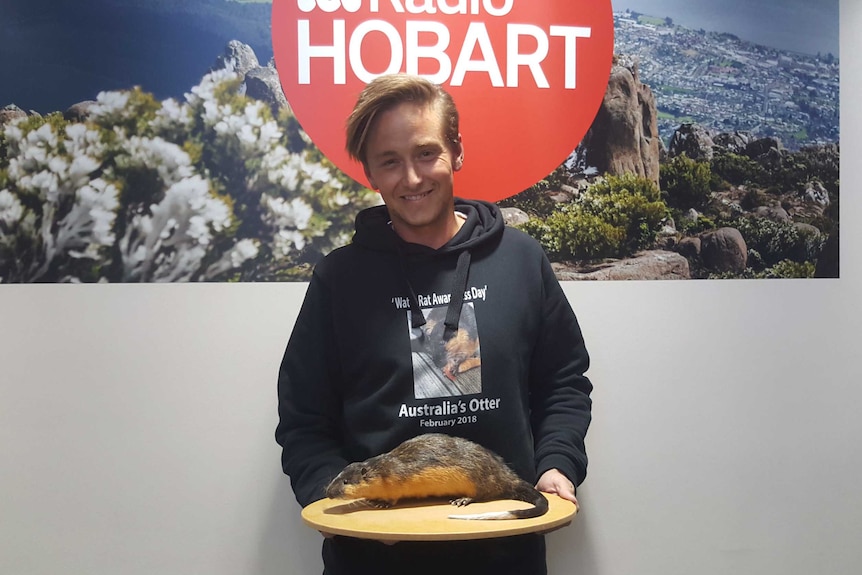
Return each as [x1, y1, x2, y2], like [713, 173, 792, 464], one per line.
[448, 485, 549, 520]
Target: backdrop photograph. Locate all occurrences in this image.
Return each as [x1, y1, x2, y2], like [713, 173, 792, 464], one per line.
[0, 0, 839, 282]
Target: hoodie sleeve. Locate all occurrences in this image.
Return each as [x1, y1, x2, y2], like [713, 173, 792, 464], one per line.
[275, 267, 348, 507]
[529, 254, 593, 489]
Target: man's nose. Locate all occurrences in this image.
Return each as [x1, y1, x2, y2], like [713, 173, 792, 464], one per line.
[403, 161, 422, 187]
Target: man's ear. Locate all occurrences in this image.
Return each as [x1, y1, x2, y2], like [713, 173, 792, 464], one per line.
[453, 134, 464, 171]
[363, 165, 377, 190]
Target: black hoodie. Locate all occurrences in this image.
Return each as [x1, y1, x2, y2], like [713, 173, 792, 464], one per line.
[276, 198, 592, 508]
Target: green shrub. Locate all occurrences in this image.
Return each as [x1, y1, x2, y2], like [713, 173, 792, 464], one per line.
[527, 209, 625, 260]
[519, 174, 668, 260]
[708, 260, 815, 280]
[499, 162, 573, 218]
[660, 154, 713, 209]
[676, 211, 716, 235]
[761, 260, 816, 278]
[730, 217, 824, 267]
[498, 186, 559, 219]
[711, 152, 764, 186]
[739, 188, 769, 211]
[0, 69, 377, 282]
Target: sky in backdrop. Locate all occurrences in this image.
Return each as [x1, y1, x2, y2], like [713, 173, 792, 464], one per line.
[611, 0, 839, 56]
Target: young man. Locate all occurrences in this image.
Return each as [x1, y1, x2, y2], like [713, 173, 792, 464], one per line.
[276, 74, 592, 575]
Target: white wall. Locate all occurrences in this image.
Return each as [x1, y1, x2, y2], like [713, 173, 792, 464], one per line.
[2, 2, 861, 573]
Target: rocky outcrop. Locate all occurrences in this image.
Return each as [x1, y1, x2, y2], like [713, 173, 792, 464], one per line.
[794, 222, 822, 239]
[64, 100, 98, 122]
[707, 141, 835, 222]
[745, 136, 783, 159]
[668, 126, 787, 165]
[752, 205, 790, 222]
[500, 207, 530, 227]
[212, 41, 289, 116]
[803, 180, 830, 206]
[676, 236, 701, 261]
[0, 104, 28, 126]
[699, 227, 747, 273]
[675, 227, 749, 275]
[245, 66, 290, 115]
[712, 131, 751, 154]
[668, 123, 715, 161]
[213, 39, 260, 77]
[552, 250, 690, 281]
[40, 42, 288, 131]
[578, 57, 660, 187]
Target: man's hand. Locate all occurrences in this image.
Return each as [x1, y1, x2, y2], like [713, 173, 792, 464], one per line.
[536, 468, 579, 510]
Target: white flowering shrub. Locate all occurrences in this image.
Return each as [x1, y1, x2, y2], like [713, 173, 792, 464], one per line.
[0, 70, 377, 282]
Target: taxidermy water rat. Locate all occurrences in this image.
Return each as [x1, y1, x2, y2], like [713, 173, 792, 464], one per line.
[324, 433, 548, 520]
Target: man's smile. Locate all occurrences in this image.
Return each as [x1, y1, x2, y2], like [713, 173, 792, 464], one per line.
[402, 191, 431, 201]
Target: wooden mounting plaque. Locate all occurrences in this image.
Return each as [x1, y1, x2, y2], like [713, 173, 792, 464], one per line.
[301, 494, 577, 542]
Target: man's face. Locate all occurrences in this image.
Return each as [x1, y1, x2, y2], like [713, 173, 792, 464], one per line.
[363, 101, 463, 248]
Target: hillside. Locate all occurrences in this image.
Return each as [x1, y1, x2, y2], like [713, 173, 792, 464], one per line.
[1, 0, 272, 114]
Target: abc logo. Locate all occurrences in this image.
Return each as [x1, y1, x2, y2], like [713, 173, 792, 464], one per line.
[297, 0, 362, 12]
[273, 0, 613, 202]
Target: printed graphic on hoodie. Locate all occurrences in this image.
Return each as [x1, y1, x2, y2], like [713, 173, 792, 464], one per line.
[408, 303, 482, 399]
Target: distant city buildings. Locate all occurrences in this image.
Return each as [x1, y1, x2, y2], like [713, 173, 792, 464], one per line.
[614, 10, 839, 149]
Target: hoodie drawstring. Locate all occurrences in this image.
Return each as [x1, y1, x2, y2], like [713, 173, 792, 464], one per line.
[396, 244, 472, 338]
[395, 243, 428, 329]
[443, 250, 471, 339]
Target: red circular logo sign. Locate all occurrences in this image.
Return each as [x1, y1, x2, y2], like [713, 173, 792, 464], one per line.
[272, 0, 613, 202]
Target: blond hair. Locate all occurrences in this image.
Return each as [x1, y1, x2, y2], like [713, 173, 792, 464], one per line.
[345, 74, 460, 165]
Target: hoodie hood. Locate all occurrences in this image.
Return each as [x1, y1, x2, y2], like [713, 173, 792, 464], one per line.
[352, 197, 505, 255]
[352, 198, 505, 334]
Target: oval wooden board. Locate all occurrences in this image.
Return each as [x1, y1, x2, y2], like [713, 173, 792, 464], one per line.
[301, 494, 577, 541]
